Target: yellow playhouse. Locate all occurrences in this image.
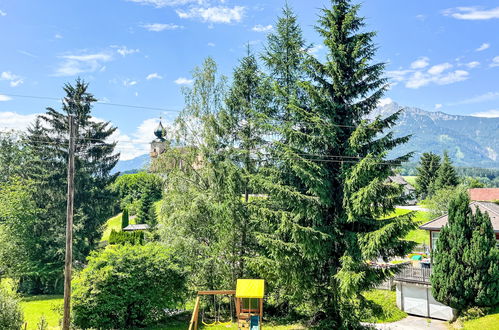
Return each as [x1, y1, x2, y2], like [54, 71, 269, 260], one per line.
[188, 279, 265, 330]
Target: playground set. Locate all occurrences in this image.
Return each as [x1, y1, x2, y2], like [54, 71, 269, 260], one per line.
[188, 279, 265, 330]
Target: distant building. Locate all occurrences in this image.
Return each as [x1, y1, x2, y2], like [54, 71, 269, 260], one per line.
[420, 201, 499, 250]
[123, 224, 150, 231]
[150, 121, 167, 159]
[387, 175, 416, 205]
[469, 188, 499, 202]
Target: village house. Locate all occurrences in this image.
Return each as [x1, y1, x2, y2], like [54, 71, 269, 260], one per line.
[419, 188, 499, 250]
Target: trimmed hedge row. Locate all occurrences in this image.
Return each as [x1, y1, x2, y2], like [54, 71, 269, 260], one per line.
[108, 229, 144, 245]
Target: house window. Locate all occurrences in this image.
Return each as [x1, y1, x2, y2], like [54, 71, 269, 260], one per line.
[431, 231, 439, 251]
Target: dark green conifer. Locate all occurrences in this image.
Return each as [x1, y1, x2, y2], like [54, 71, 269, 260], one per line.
[431, 192, 499, 313]
[415, 152, 441, 198]
[121, 208, 129, 229]
[433, 151, 459, 191]
[256, 0, 415, 325]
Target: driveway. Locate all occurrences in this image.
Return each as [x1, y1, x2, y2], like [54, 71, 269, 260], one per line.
[371, 316, 448, 329]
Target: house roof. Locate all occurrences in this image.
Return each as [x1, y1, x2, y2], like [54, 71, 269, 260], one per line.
[387, 175, 415, 190]
[123, 224, 150, 231]
[469, 188, 499, 202]
[419, 201, 499, 233]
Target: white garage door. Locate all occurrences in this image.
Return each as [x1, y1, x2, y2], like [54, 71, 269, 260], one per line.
[428, 291, 454, 320]
[402, 284, 428, 317]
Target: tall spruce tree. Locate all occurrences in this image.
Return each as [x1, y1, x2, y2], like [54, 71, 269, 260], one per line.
[433, 151, 459, 191]
[256, 0, 415, 326]
[221, 48, 273, 278]
[23, 79, 118, 293]
[415, 152, 441, 198]
[431, 192, 499, 313]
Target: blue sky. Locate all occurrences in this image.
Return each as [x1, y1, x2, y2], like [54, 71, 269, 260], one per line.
[1, 0, 499, 159]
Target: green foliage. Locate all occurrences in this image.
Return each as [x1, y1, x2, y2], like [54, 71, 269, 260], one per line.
[422, 185, 465, 218]
[415, 152, 441, 198]
[36, 315, 48, 330]
[108, 229, 144, 245]
[110, 172, 163, 214]
[4, 79, 119, 294]
[19, 295, 63, 330]
[431, 192, 499, 313]
[432, 151, 459, 191]
[72, 244, 187, 329]
[0, 279, 24, 330]
[250, 1, 415, 325]
[136, 182, 158, 226]
[121, 208, 129, 229]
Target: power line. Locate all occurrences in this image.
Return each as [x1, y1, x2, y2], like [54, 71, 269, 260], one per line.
[0, 92, 182, 113]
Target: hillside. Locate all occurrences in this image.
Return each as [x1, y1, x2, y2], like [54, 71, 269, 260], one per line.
[112, 153, 149, 174]
[372, 102, 499, 168]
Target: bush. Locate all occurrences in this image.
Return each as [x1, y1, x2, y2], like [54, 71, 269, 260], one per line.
[72, 244, 187, 329]
[0, 279, 24, 330]
[108, 229, 144, 245]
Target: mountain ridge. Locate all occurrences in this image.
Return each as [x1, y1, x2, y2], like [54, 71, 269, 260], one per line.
[114, 102, 499, 173]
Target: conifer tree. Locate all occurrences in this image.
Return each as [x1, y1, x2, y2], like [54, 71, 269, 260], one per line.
[415, 152, 441, 198]
[22, 79, 118, 292]
[431, 192, 499, 313]
[256, 0, 415, 325]
[121, 208, 129, 229]
[136, 184, 156, 226]
[433, 151, 459, 191]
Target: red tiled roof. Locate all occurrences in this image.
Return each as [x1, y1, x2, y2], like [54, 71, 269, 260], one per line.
[469, 188, 499, 202]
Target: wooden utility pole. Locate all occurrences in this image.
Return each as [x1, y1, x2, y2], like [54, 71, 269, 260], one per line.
[63, 114, 76, 330]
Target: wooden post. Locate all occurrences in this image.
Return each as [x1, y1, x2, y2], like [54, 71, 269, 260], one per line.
[62, 114, 76, 330]
[259, 298, 263, 329]
[189, 296, 201, 330]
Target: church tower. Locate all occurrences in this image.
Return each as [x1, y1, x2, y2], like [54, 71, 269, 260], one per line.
[150, 121, 167, 158]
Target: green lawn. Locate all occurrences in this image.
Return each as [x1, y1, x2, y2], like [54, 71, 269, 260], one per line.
[385, 208, 431, 245]
[402, 176, 417, 186]
[101, 212, 138, 242]
[361, 290, 407, 323]
[20, 295, 63, 330]
[461, 307, 499, 330]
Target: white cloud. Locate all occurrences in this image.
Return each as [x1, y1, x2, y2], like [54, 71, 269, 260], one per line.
[177, 6, 245, 24]
[428, 63, 452, 75]
[443, 7, 499, 20]
[146, 73, 163, 80]
[387, 69, 413, 82]
[54, 52, 113, 76]
[470, 109, 499, 118]
[113, 45, 140, 56]
[0, 112, 39, 131]
[141, 23, 184, 31]
[476, 43, 490, 51]
[0, 94, 12, 101]
[0, 71, 24, 87]
[174, 77, 193, 85]
[0, 10, 7, 16]
[252, 24, 272, 32]
[406, 71, 432, 89]
[410, 57, 430, 69]
[207, 42, 215, 47]
[54, 33, 63, 39]
[126, 0, 200, 8]
[123, 79, 138, 87]
[378, 98, 393, 107]
[465, 61, 480, 69]
[435, 104, 442, 110]
[490, 56, 499, 67]
[415, 14, 426, 21]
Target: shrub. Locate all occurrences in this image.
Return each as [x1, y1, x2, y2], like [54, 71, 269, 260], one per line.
[121, 208, 129, 229]
[72, 244, 187, 329]
[0, 279, 24, 330]
[108, 229, 144, 245]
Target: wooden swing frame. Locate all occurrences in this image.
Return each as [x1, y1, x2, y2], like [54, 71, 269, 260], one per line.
[188, 290, 236, 330]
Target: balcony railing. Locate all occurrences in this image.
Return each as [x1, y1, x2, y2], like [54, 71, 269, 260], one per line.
[394, 264, 431, 284]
